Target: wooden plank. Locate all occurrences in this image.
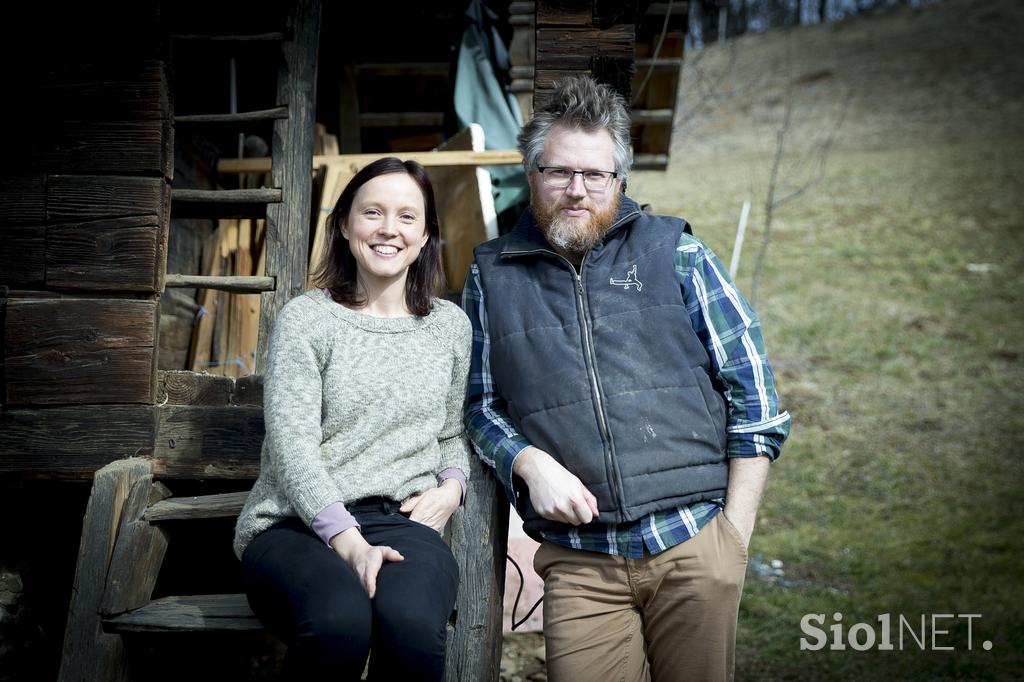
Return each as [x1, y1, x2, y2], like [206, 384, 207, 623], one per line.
[535, 25, 636, 70]
[36, 120, 166, 175]
[45, 215, 161, 291]
[4, 298, 157, 405]
[256, 0, 321, 374]
[42, 60, 170, 122]
[427, 125, 497, 294]
[152, 405, 264, 479]
[164, 275, 275, 293]
[47, 175, 164, 222]
[0, 175, 46, 225]
[145, 491, 250, 522]
[102, 594, 261, 633]
[157, 370, 234, 406]
[307, 164, 354, 290]
[537, 1, 592, 27]
[100, 462, 170, 616]
[0, 406, 157, 478]
[218, 149, 523, 175]
[0, 226, 45, 285]
[58, 458, 152, 682]
[187, 225, 226, 373]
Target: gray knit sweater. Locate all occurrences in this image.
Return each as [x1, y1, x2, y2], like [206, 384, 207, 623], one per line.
[233, 290, 473, 559]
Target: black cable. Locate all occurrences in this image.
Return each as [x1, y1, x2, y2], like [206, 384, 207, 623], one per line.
[506, 554, 543, 631]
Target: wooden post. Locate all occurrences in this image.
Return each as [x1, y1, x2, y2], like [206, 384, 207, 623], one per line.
[58, 458, 154, 682]
[445, 447, 509, 682]
[255, 0, 321, 374]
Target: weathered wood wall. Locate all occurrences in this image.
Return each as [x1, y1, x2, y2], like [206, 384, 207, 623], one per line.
[0, 1, 172, 413]
[534, 0, 638, 106]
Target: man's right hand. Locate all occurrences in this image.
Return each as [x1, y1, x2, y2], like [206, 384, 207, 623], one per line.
[329, 528, 403, 598]
[513, 446, 600, 525]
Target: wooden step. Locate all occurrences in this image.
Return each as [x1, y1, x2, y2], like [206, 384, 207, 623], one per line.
[145, 491, 251, 522]
[164, 275, 275, 293]
[175, 107, 289, 124]
[102, 594, 261, 633]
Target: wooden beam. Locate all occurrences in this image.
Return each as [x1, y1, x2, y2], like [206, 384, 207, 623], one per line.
[0, 405, 158, 477]
[152, 405, 264, 479]
[255, 0, 321, 374]
[4, 298, 157, 405]
[58, 458, 152, 682]
[46, 215, 162, 291]
[47, 175, 164, 222]
[217, 149, 523, 175]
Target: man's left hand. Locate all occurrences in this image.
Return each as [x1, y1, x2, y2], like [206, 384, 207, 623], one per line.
[400, 479, 461, 533]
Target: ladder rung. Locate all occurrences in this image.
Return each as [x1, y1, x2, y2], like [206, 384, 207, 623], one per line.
[173, 32, 288, 42]
[359, 112, 444, 128]
[145, 490, 251, 521]
[175, 107, 289, 124]
[171, 188, 283, 204]
[631, 109, 674, 124]
[164, 275, 275, 294]
[103, 594, 261, 633]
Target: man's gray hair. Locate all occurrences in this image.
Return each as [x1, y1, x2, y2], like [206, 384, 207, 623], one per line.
[517, 75, 633, 184]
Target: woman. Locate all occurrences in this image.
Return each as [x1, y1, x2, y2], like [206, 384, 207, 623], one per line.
[233, 157, 472, 680]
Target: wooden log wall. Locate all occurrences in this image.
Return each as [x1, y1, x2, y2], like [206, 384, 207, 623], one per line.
[0, 1, 172, 419]
[534, 0, 639, 106]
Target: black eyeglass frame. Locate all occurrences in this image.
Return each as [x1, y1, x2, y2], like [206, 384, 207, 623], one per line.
[536, 166, 619, 190]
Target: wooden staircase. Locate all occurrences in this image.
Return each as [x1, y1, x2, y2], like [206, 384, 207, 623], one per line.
[58, 1, 321, 679]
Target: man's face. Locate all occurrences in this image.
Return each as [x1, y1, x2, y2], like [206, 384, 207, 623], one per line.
[529, 125, 623, 256]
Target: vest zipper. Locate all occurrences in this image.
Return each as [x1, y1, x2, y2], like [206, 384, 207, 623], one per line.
[499, 209, 640, 516]
[573, 261, 625, 516]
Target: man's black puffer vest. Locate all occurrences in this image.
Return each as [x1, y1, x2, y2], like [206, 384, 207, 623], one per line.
[473, 196, 729, 540]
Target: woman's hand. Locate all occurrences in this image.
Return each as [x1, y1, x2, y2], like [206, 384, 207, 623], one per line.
[400, 479, 461, 533]
[329, 528, 403, 598]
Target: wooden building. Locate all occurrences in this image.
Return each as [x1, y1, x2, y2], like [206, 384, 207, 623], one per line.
[0, 1, 689, 679]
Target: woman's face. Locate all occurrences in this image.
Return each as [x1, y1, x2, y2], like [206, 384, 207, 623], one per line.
[341, 172, 429, 291]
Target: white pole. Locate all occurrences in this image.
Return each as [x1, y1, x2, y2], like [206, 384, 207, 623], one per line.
[730, 199, 751, 279]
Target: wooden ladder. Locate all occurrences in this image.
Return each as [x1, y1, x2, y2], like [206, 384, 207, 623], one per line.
[57, 1, 321, 679]
[58, 3, 508, 679]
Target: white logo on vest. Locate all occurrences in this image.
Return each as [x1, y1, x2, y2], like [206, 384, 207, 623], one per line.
[610, 264, 643, 292]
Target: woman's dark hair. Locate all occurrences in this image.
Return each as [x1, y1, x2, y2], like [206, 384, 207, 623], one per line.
[311, 157, 445, 317]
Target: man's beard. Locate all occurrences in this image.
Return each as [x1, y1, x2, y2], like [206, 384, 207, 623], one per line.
[532, 192, 622, 257]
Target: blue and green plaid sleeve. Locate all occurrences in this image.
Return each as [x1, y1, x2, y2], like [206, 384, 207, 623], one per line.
[675, 233, 791, 460]
[462, 263, 532, 505]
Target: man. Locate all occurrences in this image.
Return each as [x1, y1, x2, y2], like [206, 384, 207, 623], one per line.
[463, 75, 790, 681]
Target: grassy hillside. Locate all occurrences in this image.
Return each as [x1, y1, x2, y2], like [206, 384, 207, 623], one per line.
[627, 0, 1024, 678]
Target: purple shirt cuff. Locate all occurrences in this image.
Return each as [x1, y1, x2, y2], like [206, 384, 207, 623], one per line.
[311, 502, 360, 546]
[438, 468, 467, 505]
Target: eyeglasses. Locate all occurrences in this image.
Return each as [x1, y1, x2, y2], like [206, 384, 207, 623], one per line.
[536, 166, 618, 192]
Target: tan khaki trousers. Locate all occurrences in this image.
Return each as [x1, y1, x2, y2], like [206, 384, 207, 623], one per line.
[533, 513, 748, 682]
